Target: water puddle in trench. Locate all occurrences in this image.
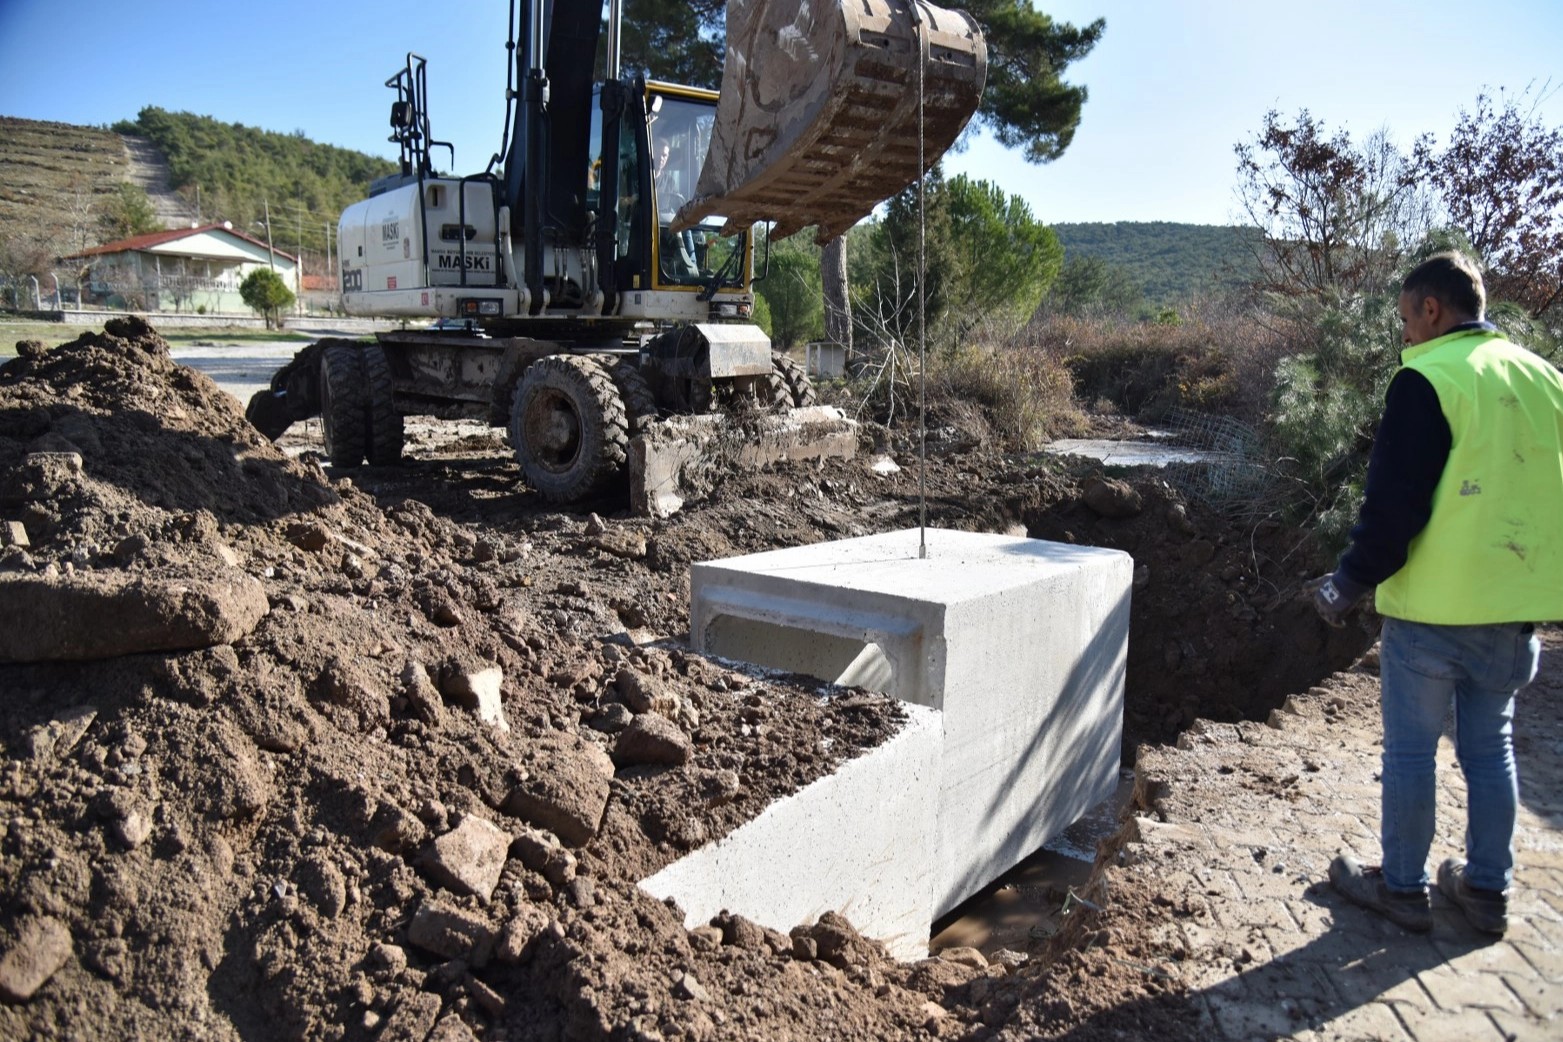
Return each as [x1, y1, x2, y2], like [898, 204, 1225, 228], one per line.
[930, 772, 1135, 954]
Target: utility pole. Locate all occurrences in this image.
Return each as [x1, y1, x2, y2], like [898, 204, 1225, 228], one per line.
[262, 200, 276, 272]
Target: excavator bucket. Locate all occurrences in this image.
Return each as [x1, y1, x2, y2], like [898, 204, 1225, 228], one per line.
[672, 0, 987, 244]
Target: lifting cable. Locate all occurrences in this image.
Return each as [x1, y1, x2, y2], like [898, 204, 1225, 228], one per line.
[912, 1, 929, 560]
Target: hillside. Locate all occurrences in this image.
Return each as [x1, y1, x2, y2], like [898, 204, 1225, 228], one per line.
[1052, 221, 1263, 303]
[0, 112, 397, 282]
[0, 117, 130, 270]
[111, 107, 398, 256]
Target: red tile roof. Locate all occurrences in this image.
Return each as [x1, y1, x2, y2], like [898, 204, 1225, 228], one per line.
[65, 223, 298, 262]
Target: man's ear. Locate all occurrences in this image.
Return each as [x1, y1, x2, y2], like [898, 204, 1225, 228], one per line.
[1421, 294, 1444, 325]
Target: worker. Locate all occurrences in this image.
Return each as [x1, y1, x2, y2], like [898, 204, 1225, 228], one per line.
[653, 134, 698, 278]
[1313, 251, 1563, 936]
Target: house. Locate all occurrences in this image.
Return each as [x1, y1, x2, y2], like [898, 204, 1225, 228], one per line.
[61, 223, 300, 315]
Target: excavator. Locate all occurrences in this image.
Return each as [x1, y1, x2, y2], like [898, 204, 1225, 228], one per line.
[245, 0, 986, 515]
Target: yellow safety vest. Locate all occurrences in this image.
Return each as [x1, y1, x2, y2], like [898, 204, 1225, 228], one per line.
[1375, 328, 1563, 624]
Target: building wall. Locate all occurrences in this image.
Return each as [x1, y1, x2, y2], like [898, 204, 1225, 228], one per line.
[81, 229, 300, 314]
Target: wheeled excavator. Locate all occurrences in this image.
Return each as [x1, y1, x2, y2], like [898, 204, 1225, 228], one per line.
[245, 0, 986, 514]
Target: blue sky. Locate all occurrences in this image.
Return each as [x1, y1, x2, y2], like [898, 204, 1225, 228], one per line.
[2, 1, 1560, 227]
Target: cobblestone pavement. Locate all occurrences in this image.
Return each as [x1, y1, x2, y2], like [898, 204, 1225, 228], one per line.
[1115, 626, 1563, 1041]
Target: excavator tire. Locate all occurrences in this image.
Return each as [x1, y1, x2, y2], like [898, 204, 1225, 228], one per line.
[362, 343, 404, 466]
[772, 353, 818, 407]
[510, 355, 629, 503]
[245, 388, 294, 441]
[603, 357, 661, 436]
[321, 342, 369, 468]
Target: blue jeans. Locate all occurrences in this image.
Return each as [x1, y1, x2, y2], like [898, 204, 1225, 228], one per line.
[1378, 617, 1541, 893]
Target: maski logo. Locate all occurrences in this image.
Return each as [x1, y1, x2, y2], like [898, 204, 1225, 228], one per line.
[436, 253, 493, 272]
[1459, 479, 1482, 497]
[381, 220, 400, 243]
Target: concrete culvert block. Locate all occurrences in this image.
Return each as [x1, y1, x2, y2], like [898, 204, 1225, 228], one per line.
[421, 816, 510, 900]
[504, 739, 614, 846]
[613, 713, 691, 767]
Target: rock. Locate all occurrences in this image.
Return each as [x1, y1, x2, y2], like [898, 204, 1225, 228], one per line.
[370, 804, 428, 853]
[111, 811, 152, 849]
[297, 854, 348, 918]
[714, 912, 767, 951]
[1081, 475, 1143, 518]
[15, 339, 47, 360]
[464, 973, 508, 1017]
[1, 521, 28, 549]
[428, 1014, 479, 1042]
[439, 664, 508, 733]
[510, 826, 578, 887]
[613, 713, 691, 767]
[0, 915, 73, 1001]
[0, 569, 268, 663]
[316, 657, 389, 725]
[369, 942, 408, 975]
[614, 668, 678, 716]
[792, 911, 874, 968]
[588, 702, 633, 733]
[593, 529, 648, 560]
[496, 906, 551, 963]
[504, 740, 615, 846]
[990, 948, 1030, 968]
[938, 945, 988, 968]
[284, 522, 330, 551]
[920, 1001, 948, 1028]
[26, 705, 97, 764]
[421, 816, 510, 901]
[407, 900, 496, 966]
[377, 991, 442, 1042]
[674, 971, 710, 1002]
[1166, 502, 1197, 536]
[401, 660, 446, 725]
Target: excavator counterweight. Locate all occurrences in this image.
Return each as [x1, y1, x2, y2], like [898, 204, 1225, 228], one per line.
[675, 0, 988, 243]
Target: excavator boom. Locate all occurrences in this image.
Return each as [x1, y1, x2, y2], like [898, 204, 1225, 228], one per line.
[675, 0, 987, 243]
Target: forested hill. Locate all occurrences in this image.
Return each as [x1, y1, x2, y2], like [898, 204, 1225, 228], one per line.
[111, 107, 398, 255]
[1051, 221, 1263, 303]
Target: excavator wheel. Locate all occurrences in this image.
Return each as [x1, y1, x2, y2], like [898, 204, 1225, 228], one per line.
[245, 388, 294, 441]
[510, 355, 630, 503]
[320, 342, 369, 468]
[772, 353, 818, 408]
[363, 343, 404, 465]
[603, 357, 661, 436]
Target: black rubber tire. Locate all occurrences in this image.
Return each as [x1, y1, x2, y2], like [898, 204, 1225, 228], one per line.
[510, 354, 629, 502]
[245, 389, 294, 441]
[604, 357, 660, 435]
[362, 343, 404, 465]
[320, 342, 368, 468]
[773, 352, 818, 407]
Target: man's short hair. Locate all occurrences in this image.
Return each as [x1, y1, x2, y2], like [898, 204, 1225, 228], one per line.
[1402, 252, 1486, 319]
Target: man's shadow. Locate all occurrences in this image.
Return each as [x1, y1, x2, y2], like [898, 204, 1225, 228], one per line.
[1038, 880, 1503, 1041]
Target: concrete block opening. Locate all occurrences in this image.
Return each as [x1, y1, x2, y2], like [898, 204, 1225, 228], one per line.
[642, 527, 1132, 959]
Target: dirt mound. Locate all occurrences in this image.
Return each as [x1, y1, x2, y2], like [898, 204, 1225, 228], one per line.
[0, 321, 1369, 1041]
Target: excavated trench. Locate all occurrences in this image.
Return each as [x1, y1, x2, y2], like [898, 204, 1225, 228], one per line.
[0, 319, 1375, 1040]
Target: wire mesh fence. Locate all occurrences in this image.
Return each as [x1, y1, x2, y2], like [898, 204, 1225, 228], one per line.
[1157, 407, 1286, 516]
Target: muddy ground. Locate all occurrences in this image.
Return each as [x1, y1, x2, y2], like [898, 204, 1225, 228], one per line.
[0, 320, 1371, 1041]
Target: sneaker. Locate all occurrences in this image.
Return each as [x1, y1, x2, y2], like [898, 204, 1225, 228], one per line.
[1328, 855, 1432, 932]
[1437, 858, 1508, 936]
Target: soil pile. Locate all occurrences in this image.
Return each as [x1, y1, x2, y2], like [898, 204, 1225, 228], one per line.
[0, 320, 1368, 1041]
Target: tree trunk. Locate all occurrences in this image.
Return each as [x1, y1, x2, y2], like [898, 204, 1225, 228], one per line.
[821, 236, 853, 365]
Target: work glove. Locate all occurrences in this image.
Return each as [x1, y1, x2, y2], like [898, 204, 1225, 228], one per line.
[1305, 572, 1364, 628]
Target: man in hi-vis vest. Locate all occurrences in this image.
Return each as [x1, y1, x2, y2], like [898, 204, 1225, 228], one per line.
[1313, 251, 1563, 936]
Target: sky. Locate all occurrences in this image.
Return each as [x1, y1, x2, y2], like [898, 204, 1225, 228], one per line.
[2, 1, 1561, 228]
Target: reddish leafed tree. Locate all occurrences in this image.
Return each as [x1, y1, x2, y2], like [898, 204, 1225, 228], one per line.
[1423, 90, 1563, 319]
[1234, 109, 1427, 301]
